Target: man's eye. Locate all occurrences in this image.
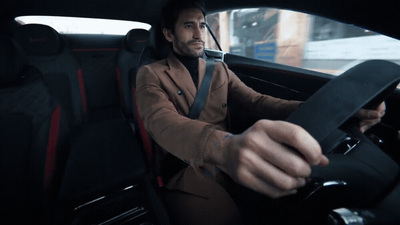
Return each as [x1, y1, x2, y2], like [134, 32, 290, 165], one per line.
[200, 24, 206, 29]
[185, 24, 192, 28]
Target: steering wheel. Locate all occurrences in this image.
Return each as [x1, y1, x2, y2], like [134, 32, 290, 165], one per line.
[283, 60, 400, 211]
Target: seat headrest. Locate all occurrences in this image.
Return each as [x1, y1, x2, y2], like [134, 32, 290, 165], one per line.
[14, 24, 63, 56]
[125, 29, 150, 53]
[149, 24, 171, 59]
[0, 36, 28, 85]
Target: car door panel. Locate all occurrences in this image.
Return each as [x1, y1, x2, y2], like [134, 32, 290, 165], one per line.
[224, 53, 332, 101]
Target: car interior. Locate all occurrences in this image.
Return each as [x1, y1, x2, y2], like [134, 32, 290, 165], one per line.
[1, 0, 400, 225]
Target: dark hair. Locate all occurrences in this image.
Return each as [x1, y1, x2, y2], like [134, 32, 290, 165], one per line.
[161, 0, 206, 33]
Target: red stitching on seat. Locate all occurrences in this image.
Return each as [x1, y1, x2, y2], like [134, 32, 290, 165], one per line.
[116, 67, 125, 111]
[133, 87, 153, 164]
[157, 176, 164, 188]
[43, 106, 61, 192]
[77, 69, 87, 117]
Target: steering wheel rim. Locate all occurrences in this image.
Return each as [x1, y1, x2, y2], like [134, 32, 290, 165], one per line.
[287, 60, 400, 152]
[284, 60, 400, 209]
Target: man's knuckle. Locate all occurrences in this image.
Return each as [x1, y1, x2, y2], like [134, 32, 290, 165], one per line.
[269, 174, 294, 191]
[253, 119, 268, 130]
[308, 150, 320, 162]
[290, 162, 310, 177]
[287, 126, 303, 142]
[278, 178, 297, 191]
[238, 150, 249, 164]
[241, 137, 253, 148]
[236, 169, 247, 181]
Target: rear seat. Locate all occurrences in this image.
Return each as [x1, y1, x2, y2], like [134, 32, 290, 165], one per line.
[53, 31, 169, 224]
[13, 24, 86, 128]
[0, 35, 70, 225]
[69, 34, 122, 122]
[7, 23, 169, 224]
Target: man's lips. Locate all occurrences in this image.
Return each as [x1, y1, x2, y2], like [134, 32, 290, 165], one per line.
[188, 40, 204, 46]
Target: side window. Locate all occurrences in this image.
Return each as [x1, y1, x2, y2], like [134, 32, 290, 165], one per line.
[206, 8, 400, 76]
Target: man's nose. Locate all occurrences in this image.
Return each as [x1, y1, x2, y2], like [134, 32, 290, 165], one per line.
[193, 25, 202, 38]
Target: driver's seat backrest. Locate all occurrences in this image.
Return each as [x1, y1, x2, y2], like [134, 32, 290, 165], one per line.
[117, 28, 150, 120]
[133, 24, 171, 182]
[0, 35, 69, 224]
[137, 24, 171, 72]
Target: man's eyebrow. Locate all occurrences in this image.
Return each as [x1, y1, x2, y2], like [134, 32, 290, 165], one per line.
[183, 21, 206, 25]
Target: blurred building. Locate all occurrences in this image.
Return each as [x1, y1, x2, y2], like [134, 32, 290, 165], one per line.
[207, 8, 400, 75]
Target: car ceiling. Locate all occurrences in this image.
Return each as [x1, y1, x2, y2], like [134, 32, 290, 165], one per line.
[1, 0, 399, 40]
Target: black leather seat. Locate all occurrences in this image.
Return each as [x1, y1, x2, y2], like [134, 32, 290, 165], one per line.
[137, 24, 171, 70]
[129, 25, 172, 169]
[53, 30, 157, 225]
[14, 24, 86, 128]
[68, 33, 122, 122]
[117, 28, 150, 120]
[0, 35, 69, 225]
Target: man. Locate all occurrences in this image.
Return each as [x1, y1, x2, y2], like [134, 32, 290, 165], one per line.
[135, 0, 386, 224]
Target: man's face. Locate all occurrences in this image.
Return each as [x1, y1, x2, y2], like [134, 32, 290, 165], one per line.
[164, 8, 206, 57]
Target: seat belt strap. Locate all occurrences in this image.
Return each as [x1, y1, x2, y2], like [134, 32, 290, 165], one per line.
[188, 57, 215, 119]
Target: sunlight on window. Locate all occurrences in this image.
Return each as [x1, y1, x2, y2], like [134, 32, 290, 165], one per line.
[206, 7, 400, 78]
[16, 16, 151, 35]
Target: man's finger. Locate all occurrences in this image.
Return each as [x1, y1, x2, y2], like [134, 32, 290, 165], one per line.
[261, 120, 326, 166]
[356, 102, 386, 120]
[253, 138, 312, 178]
[237, 165, 301, 198]
[240, 148, 308, 189]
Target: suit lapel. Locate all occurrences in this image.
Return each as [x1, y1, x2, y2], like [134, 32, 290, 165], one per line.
[165, 54, 206, 101]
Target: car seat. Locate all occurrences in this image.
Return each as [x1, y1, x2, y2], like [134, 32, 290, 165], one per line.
[117, 28, 150, 121]
[0, 35, 69, 225]
[14, 24, 86, 128]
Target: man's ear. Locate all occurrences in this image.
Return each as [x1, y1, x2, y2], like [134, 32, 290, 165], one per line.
[163, 28, 173, 42]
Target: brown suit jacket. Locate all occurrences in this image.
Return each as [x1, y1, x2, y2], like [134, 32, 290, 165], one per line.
[136, 53, 300, 197]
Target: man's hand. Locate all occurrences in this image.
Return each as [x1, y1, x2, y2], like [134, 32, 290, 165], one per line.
[212, 120, 329, 198]
[356, 102, 386, 133]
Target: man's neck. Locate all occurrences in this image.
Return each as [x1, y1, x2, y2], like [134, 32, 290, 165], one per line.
[173, 51, 199, 64]
[173, 51, 199, 88]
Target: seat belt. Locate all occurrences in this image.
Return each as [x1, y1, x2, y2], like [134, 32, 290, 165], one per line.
[187, 56, 215, 119]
